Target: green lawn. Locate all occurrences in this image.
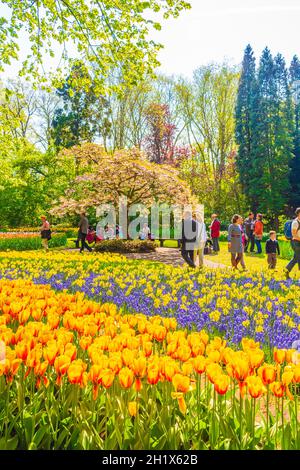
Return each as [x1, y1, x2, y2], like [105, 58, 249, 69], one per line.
[205, 241, 292, 272]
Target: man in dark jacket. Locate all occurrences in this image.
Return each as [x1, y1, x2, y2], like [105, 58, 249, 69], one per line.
[244, 212, 255, 252]
[79, 212, 92, 253]
[181, 210, 197, 268]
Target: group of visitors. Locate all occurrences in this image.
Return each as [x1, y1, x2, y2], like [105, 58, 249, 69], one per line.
[39, 207, 300, 278]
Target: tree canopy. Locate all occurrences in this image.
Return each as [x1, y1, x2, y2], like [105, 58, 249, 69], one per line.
[0, 0, 190, 92]
[51, 143, 194, 217]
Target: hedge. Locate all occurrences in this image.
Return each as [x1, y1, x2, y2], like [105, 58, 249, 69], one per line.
[94, 239, 156, 253]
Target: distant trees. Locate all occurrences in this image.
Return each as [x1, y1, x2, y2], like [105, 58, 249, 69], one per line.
[177, 64, 241, 217]
[235, 45, 297, 227]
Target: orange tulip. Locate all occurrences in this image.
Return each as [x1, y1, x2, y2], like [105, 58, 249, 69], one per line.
[177, 345, 191, 362]
[248, 349, 264, 370]
[191, 342, 205, 357]
[259, 365, 276, 385]
[79, 336, 93, 351]
[101, 369, 115, 388]
[270, 381, 285, 398]
[207, 350, 221, 364]
[153, 326, 167, 342]
[122, 349, 135, 367]
[172, 374, 190, 393]
[34, 360, 48, 377]
[282, 370, 294, 386]
[193, 355, 206, 375]
[274, 348, 286, 365]
[64, 343, 76, 361]
[67, 360, 86, 385]
[242, 338, 260, 351]
[171, 392, 187, 414]
[206, 363, 223, 384]
[119, 367, 134, 389]
[132, 356, 147, 378]
[89, 364, 102, 385]
[181, 361, 193, 376]
[43, 344, 59, 365]
[15, 341, 30, 361]
[19, 309, 31, 324]
[246, 376, 264, 399]
[54, 355, 71, 376]
[293, 365, 300, 383]
[232, 358, 249, 382]
[214, 374, 229, 395]
[199, 330, 209, 345]
[147, 364, 160, 385]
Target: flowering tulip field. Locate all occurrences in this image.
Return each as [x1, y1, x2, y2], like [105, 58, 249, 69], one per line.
[0, 251, 300, 450]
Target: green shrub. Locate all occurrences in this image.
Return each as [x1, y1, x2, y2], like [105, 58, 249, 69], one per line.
[0, 234, 67, 251]
[94, 239, 156, 253]
[219, 231, 283, 242]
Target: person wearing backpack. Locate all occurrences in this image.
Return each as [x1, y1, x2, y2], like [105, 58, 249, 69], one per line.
[285, 208, 300, 278]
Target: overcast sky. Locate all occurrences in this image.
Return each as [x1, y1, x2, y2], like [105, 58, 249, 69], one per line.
[3, 0, 300, 79]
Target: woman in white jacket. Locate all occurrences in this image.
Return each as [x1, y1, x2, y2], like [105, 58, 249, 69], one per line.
[193, 212, 207, 268]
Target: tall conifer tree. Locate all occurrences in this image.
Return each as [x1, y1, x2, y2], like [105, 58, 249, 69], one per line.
[235, 44, 257, 210]
[251, 49, 293, 227]
[289, 55, 300, 210]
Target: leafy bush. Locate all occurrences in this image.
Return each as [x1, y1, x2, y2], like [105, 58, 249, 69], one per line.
[0, 233, 67, 251]
[94, 239, 156, 253]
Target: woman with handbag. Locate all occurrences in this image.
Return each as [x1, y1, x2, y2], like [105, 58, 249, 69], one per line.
[40, 215, 51, 252]
[254, 213, 263, 254]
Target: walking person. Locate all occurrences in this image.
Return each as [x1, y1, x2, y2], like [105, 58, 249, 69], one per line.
[181, 210, 197, 268]
[266, 231, 280, 269]
[193, 212, 207, 268]
[285, 208, 300, 279]
[40, 215, 51, 252]
[239, 218, 247, 270]
[244, 212, 255, 252]
[78, 212, 92, 253]
[253, 213, 263, 254]
[228, 214, 246, 270]
[210, 214, 221, 254]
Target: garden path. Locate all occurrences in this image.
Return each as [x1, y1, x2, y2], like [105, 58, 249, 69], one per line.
[124, 247, 227, 269]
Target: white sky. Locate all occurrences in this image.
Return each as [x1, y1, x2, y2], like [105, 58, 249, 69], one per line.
[2, 0, 300, 79]
[154, 0, 300, 76]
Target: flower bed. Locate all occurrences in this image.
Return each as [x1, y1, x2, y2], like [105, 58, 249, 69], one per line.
[2, 226, 78, 238]
[0, 252, 299, 349]
[0, 233, 67, 251]
[94, 239, 157, 253]
[0, 278, 299, 450]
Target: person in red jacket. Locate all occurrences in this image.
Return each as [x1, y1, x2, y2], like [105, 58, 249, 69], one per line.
[210, 213, 221, 253]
